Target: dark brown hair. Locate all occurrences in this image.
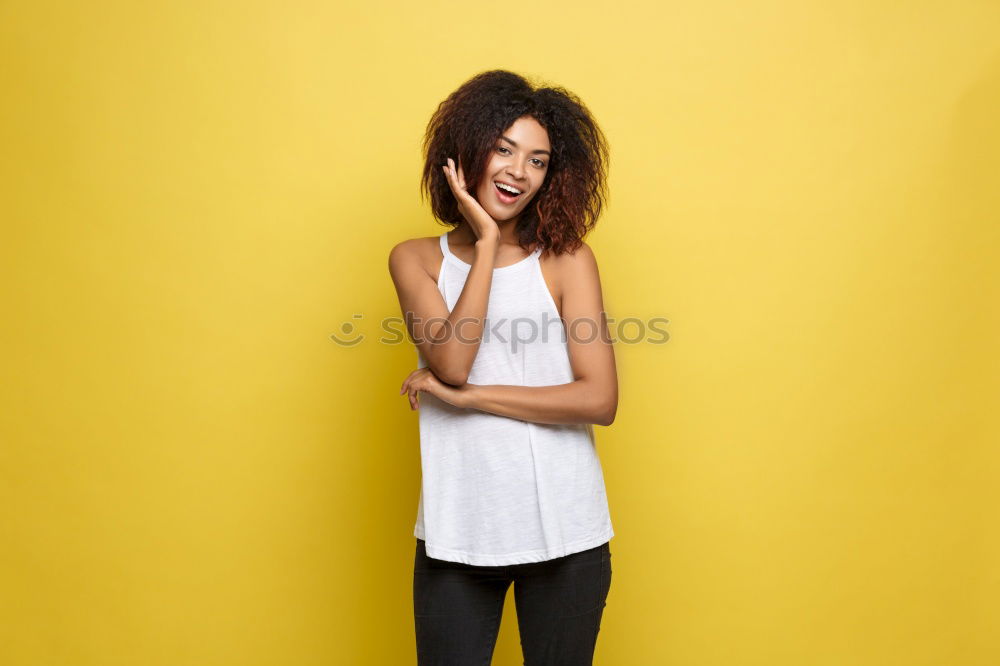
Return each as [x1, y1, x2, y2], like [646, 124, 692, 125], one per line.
[420, 70, 610, 256]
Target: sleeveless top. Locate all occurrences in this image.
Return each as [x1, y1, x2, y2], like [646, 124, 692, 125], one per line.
[413, 231, 614, 566]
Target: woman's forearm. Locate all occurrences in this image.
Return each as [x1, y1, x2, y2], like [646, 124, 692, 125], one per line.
[423, 238, 497, 385]
[456, 380, 616, 427]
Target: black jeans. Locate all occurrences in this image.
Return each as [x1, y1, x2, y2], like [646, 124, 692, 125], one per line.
[413, 538, 612, 665]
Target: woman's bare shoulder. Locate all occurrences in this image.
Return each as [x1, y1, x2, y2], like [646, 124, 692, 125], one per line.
[388, 235, 443, 280]
[540, 240, 599, 274]
[538, 241, 600, 318]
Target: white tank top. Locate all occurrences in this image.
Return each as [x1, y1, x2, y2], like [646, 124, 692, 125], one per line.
[413, 231, 614, 566]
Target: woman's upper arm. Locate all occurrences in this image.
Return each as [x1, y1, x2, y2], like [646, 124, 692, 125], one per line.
[387, 239, 458, 381]
[558, 242, 619, 425]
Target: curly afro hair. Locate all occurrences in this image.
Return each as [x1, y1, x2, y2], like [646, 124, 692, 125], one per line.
[419, 69, 610, 256]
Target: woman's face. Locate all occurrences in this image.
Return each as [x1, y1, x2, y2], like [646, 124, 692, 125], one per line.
[474, 115, 551, 223]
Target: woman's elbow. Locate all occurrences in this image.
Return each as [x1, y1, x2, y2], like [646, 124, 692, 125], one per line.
[432, 363, 468, 387]
[442, 370, 469, 387]
[422, 350, 469, 387]
[595, 398, 617, 427]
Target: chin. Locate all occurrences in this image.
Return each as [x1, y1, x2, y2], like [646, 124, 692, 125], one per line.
[498, 210, 523, 223]
[476, 189, 527, 222]
[478, 201, 511, 221]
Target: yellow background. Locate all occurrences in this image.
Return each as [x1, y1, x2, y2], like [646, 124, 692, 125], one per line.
[2, 1, 998, 664]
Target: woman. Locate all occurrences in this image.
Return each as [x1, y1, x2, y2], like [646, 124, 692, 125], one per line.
[388, 69, 617, 665]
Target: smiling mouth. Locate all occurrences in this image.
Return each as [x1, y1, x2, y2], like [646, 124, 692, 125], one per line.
[494, 182, 523, 203]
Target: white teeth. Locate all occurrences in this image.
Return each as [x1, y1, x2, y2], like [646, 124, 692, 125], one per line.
[495, 182, 522, 195]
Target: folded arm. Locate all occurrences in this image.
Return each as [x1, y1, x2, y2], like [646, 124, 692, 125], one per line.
[457, 379, 615, 426]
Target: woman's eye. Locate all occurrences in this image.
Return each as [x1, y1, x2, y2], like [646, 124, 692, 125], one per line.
[497, 146, 545, 167]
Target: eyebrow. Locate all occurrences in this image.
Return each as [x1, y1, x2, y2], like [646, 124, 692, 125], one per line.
[500, 135, 551, 156]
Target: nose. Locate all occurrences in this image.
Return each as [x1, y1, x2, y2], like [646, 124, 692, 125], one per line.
[506, 161, 526, 181]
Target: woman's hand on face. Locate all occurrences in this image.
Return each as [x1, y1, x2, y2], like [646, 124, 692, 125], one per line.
[442, 157, 501, 245]
[399, 367, 469, 410]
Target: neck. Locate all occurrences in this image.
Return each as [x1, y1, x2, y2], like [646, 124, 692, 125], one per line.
[454, 218, 522, 246]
